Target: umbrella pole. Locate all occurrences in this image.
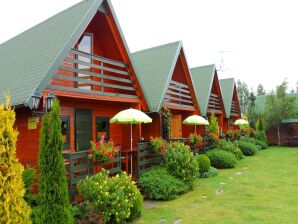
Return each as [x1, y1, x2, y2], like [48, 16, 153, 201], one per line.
[130, 123, 133, 175]
[195, 125, 196, 134]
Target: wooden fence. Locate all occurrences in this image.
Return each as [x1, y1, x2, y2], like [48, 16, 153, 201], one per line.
[63, 150, 122, 203]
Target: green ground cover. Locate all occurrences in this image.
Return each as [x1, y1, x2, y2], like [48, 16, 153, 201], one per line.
[136, 147, 298, 224]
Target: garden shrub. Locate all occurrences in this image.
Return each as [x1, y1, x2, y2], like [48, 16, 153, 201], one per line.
[0, 97, 32, 223]
[206, 149, 237, 168]
[164, 142, 199, 187]
[22, 167, 35, 202]
[139, 167, 188, 200]
[200, 167, 219, 178]
[234, 141, 257, 156]
[77, 169, 142, 223]
[38, 100, 71, 223]
[217, 139, 244, 160]
[255, 130, 267, 142]
[195, 154, 210, 174]
[255, 139, 268, 149]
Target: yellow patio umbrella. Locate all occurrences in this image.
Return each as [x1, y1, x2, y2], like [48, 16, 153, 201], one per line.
[234, 119, 249, 125]
[183, 115, 209, 133]
[110, 108, 152, 173]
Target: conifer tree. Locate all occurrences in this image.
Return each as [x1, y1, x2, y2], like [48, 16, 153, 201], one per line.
[207, 112, 219, 134]
[0, 96, 32, 224]
[256, 116, 264, 131]
[38, 100, 71, 223]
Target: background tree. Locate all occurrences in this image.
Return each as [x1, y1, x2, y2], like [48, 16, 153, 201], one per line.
[38, 100, 71, 223]
[0, 96, 31, 223]
[263, 81, 296, 145]
[296, 80, 298, 93]
[237, 79, 250, 115]
[256, 83, 266, 96]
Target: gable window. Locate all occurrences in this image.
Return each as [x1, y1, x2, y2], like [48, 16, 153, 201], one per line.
[61, 116, 70, 149]
[76, 34, 92, 90]
[96, 116, 110, 142]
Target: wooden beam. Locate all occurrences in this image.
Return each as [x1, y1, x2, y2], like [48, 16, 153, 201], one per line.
[64, 57, 130, 76]
[70, 49, 128, 68]
[54, 74, 136, 91]
[163, 103, 195, 111]
[47, 85, 139, 99]
[165, 95, 193, 104]
[167, 90, 192, 99]
[168, 85, 190, 94]
[170, 80, 189, 89]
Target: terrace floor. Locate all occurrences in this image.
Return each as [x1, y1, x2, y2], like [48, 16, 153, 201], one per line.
[135, 146, 298, 224]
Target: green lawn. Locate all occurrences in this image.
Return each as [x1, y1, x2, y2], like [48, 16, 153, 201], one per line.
[135, 147, 298, 224]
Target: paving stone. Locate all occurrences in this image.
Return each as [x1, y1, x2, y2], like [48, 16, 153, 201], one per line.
[159, 218, 167, 223]
[236, 171, 243, 175]
[144, 201, 158, 209]
[219, 182, 226, 185]
[215, 188, 223, 195]
[173, 219, 181, 224]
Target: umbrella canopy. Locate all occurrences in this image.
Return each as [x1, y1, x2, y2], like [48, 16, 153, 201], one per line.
[234, 119, 249, 125]
[110, 108, 152, 124]
[183, 115, 209, 125]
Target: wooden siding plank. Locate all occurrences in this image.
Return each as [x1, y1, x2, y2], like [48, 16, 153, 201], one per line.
[165, 95, 193, 104]
[168, 85, 190, 94]
[167, 90, 192, 99]
[170, 80, 189, 89]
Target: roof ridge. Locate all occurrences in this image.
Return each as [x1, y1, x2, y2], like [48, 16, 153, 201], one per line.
[220, 78, 234, 81]
[190, 64, 216, 70]
[132, 40, 181, 55]
[0, 0, 94, 46]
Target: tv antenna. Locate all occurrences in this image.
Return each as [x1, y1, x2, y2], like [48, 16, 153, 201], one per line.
[217, 50, 232, 72]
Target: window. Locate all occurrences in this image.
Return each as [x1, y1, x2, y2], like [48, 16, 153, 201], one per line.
[61, 116, 70, 149]
[76, 34, 92, 90]
[96, 116, 110, 142]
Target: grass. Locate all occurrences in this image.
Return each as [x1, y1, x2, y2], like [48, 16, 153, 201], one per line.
[135, 147, 298, 224]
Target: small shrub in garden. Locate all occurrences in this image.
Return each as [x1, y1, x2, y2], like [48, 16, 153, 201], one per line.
[195, 154, 210, 174]
[200, 167, 219, 178]
[255, 139, 268, 149]
[255, 130, 267, 142]
[206, 149, 237, 169]
[234, 141, 257, 156]
[225, 129, 235, 141]
[189, 133, 203, 147]
[77, 169, 142, 223]
[164, 142, 199, 187]
[139, 167, 188, 200]
[88, 140, 118, 162]
[218, 140, 244, 160]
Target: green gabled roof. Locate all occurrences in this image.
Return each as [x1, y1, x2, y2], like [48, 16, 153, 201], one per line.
[255, 93, 298, 113]
[190, 64, 216, 116]
[132, 41, 182, 112]
[0, 0, 103, 107]
[219, 78, 235, 118]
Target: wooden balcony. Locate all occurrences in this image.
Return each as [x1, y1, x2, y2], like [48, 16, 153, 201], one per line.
[230, 101, 239, 116]
[208, 93, 222, 113]
[48, 48, 139, 100]
[163, 80, 195, 110]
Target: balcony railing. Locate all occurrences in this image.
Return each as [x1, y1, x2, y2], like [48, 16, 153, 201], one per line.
[230, 101, 239, 116]
[208, 93, 222, 113]
[48, 48, 139, 99]
[164, 80, 195, 109]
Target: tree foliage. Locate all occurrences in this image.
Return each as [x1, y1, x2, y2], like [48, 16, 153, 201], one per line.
[257, 83, 266, 96]
[207, 112, 219, 134]
[38, 100, 71, 223]
[236, 79, 250, 115]
[0, 96, 32, 224]
[256, 116, 264, 131]
[247, 92, 259, 128]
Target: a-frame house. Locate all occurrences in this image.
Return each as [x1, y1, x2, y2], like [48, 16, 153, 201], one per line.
[132, 41, 200, 139]
[0, 0, 149, 167]
[219, 78, 241, 131]
[190, 64, 225, 133]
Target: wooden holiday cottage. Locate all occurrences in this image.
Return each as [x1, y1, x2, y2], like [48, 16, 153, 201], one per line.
[219, 78, 241, 132]
[190, 64, 225, 134]
[0, 0, 149, 167]
[132, 41, 200, 140]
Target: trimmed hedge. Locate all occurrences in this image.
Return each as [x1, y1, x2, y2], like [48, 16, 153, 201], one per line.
[200, 167, 219, 178]
[217, 140, 244, 160]
[139, 167, 188, 200]
[234, 141, 257, 156]
[195, 154, 211, 174]
[255, 139, 268, 149]
[206, 150, 237, 169]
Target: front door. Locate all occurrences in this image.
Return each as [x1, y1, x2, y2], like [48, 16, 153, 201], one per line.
[171, 115, 182, 138]
[75, 109, 92, 151]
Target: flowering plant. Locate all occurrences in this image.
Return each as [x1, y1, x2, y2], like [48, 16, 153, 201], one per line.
[150, 136, 167, 154]
[206, 132, 220, 145]
[189, 133, 203, 147]
[226, 129, 235, 140]
[88, 140, 118, 162]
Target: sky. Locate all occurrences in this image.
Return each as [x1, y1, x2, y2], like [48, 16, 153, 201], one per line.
[0, 0, 297, 93]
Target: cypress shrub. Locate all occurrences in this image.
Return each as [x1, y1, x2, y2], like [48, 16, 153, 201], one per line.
[37, 100, 71, 223]
[206, 150, 237, 168]
[195, 154, 211, 174]
[0, 97, 32, 223]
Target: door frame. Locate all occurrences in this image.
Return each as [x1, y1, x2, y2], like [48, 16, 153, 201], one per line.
[74, 108, 93, 151]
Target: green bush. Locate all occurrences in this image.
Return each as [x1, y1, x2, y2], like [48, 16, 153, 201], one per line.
[217, 140, 244, 160]
[255, 130, 267, 142]
[22, 167, 35, 201]
[255, 139, 268, 149]
[139, 167, 188, 200]
[206, 150, 237, 169]
[200, 167, 219, 178]
[234, 141, 257, 156]
[164, 142, 199, 187]
[195, 154, 210, 174]
[77, 169, 142, 223]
